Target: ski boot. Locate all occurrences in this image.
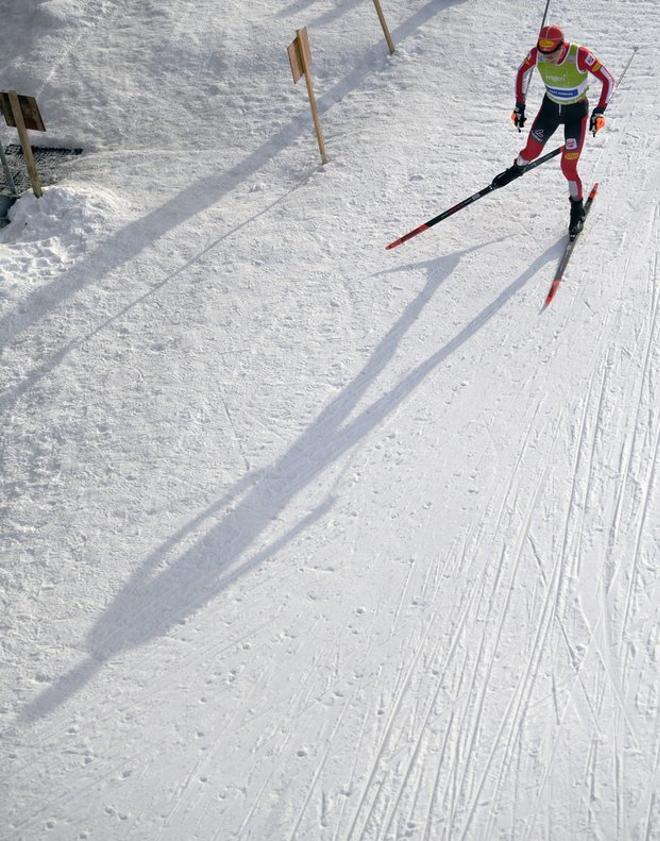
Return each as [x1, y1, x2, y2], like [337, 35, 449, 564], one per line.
[491, 159, 524, 189]
[569, 196, 585, 238]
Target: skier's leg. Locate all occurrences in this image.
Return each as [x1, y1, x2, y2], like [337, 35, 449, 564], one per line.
[560, 100, 589, 199]
[492, 97, 559, 188]
[517, 96, 559, 164]
[560, 99, 589, 235]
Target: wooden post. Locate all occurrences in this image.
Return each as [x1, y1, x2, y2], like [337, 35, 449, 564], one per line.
[7, 90, 42, 197]
[0, 141, 18, 196]
[288, 28, 328, 165]
[372, 0, 395, 55]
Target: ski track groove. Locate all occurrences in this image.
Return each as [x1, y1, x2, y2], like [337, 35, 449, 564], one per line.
[285, 693, 353, 841]
[516, 229, 659, 839]
[421, 711, 455, 841]
[574, 601, 642, 748]
[331, 704, 371, 841]
[390, 558, 417, 637]
[351, 400, 563, 841]
[458, 463, 554, 841]
[453, 508, 536, 825]
[607, 215, 660, 602]
[348, 466, 510, 839]
[571, 355, 611, 581]
[442, 722, 462, 841]
[644, 792, 658, 841]
[499, 516, 589, 841]
[404, 762, 428, 841]
[620, 419, 660, 689]
[229, 770, 279, 841]
[559, 383, 595, 589]
[344, 615, 440, 841]
[616, 264, 659, 668]
[518, 416, 656, 840]
[640, 735, 660, 839]
[161, 752, 206, 832]
[364, 570, 485, 841]
[435, 594, 484, 840]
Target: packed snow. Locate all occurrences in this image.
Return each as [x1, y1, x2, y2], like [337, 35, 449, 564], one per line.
[1, 1, 658, 839]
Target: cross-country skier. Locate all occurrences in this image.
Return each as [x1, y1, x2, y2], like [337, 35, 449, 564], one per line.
[492, 25, 614, 237]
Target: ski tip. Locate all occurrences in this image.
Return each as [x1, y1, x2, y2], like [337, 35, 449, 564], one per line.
[543, 279, 560, 308]
[385, 223, 430, 250]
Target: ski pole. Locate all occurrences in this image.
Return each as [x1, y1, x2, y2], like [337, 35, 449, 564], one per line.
[385, 145, 562, 250]
[614, 45, 639, 90]
[590, 45, 638, 137]
[522, 0, 552, 103]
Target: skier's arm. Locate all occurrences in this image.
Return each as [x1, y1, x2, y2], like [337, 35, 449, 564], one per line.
[578, 47, 615, 109]
[514, 48, 538, 103]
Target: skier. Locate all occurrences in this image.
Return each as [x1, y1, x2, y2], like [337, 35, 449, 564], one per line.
[492, 25, 614, 237]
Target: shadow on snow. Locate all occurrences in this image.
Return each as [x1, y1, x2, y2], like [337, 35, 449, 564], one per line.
[21, 234, 561, 722]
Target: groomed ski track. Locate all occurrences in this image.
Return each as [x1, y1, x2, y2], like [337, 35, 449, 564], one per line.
[1, 1, 659, 840]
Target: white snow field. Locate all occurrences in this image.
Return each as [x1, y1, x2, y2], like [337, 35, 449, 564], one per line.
[1, 0, 659, 839]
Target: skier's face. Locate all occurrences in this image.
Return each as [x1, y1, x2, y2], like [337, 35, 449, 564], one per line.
[541, 44, 564, 64]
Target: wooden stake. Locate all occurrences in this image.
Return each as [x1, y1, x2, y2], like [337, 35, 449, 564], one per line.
[8, 90, 43, 197]
[296, 29, 328, 165]
[0, 141, 18, 196]
[372, 0, 395, 55]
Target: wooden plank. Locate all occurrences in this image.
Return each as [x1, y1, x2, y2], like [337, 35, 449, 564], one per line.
[7, 91, 43, 197]
[0, 91, 46, 132]
[287, 38, 303, 83]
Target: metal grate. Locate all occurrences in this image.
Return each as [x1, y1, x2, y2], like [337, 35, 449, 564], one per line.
[0, 144, 83, 195]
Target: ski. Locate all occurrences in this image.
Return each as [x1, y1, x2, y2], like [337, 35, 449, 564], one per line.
[543, 182, 599, 309]
[385, 145, 563, 250]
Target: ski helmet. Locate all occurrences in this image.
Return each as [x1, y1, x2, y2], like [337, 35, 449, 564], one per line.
[537, 25, 565, 54]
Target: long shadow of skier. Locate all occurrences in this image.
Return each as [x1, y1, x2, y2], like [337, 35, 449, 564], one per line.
[20, 235, 560, 722]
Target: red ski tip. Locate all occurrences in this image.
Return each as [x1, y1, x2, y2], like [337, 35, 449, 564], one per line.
[385, 223, 429, 250]
[544, 279, 561, 308]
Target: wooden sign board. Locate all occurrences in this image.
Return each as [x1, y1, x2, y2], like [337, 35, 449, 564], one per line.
[0, 92, 46, 132]
[1, 91, 45, 196]
[287, 27, 312, 84]
[287, 39, 303, 83]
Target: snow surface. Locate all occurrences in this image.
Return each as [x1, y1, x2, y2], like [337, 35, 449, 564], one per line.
[1, 1, 659, 839]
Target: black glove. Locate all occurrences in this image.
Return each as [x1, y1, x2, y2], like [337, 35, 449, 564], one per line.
[511, 101, 526, 130]
[590, 106, 606, 135]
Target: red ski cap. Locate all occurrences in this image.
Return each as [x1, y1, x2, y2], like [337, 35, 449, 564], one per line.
[537, 25, 565, 54]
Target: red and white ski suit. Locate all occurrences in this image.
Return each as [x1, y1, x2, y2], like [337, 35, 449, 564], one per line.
[515, 45, 614, 199]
